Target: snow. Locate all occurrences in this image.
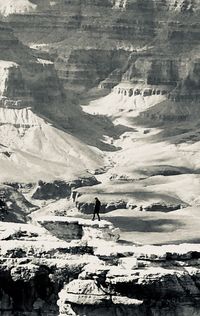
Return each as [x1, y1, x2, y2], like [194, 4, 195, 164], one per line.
[0, 107, 104, 182]
[82, 90, 166, 117]
[81, 89, 200, 197]
[0, 0, 36, 16]
[113, 0, 128, 9]
[0, 222, 59, 241]
[77, 89, 200, 245]
[0, 107, 44, 126]
[37, 58, 53, 65]
[29, 44, 50, 51]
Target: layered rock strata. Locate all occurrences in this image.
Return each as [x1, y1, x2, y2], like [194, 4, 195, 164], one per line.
[0, 220, 200, 315]
[3, 0, 199, 100]
[0, 20, 106, 218]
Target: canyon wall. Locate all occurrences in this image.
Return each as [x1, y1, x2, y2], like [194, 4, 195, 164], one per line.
[0, 20, 105, 202]
[1, 0, 198, 101]
[0, 20, 66, 117]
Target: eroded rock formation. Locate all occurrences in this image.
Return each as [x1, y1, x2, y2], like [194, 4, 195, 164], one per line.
[0, 20, 105, 203]
[0, 220, 200, 315]
[2, 0, 198, 103]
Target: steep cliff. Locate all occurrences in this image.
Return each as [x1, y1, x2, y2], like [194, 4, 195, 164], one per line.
[0, 220, 200, 315]
[2, 0, 199, 101]
[0, 20, 106, 203]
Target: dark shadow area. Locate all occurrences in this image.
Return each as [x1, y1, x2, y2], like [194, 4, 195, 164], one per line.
[99, 190, 184, 203]
[117, 239, 135, 246]
[160, 238, 200, 245]
[68, 112, 135, 151]
[130, 100, 200, 147]
[104, 216, 184, 233]
[33, 101, 134, 152]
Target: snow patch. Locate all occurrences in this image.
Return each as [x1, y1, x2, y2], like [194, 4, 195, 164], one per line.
[37, 58, 53, 65]
[0, 0, 36, 16]
[83, 90, 166, 117]
[0, 108, 103, 182]
[113, 0, 128, 9]
[0, 107, 45, 126]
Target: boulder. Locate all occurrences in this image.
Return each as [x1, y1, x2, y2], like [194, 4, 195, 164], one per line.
[38, 216, 120, 243]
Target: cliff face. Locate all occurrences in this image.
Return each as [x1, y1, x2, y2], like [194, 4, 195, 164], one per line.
[0, 21, 65, 113]
[0, 20, 105, 191]
[2, 0, 199, 99]
[0, 219, 200, 316]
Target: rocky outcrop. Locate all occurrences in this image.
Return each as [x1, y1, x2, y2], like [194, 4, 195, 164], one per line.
[37, 216, 120, 243]
[58, 242, 200, 316]
[113, 82, 173, 98]
[1, 221, 200, 315]
[143, 202, 186, 212]
[0, 20, 67, 118]
[76, 199, 127, 214]
[32, 177, 100, 200]
[0, 184, 37, 222]
[0, 61, 34, 108]
[74, 184, 188, 215]
[55, 49, 129, 92]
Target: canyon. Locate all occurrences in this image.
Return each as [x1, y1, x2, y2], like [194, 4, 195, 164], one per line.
[0, 0, 199, 315]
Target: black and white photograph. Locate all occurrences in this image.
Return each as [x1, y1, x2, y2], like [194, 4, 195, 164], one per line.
[0, 1, 200, 315]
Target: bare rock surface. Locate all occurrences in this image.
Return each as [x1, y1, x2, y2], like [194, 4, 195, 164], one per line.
[0, 219, 199, 315]
[37, 216, 120, 243]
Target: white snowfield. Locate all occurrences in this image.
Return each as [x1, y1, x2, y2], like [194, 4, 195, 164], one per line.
[0, 61, 18, 97]
[78, 88, 200, 244]
[83, 87, 200, 186]
[83, 90, 166, 116]
[0, 107, 103, 182]
[0, 0, 36, 16]
[0, 107, 44, 126]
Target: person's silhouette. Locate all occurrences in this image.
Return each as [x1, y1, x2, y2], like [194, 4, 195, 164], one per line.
[92, 197, 101, 221]
[0, 198, 7, 212]
[0, 197, 8, 221]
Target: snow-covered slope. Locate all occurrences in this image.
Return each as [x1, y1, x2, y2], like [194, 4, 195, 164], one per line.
[82, 84, 167, 117]
[0, 0, 36, 17]
[0, 107, 103, 182]
[75, 89, 200, 245]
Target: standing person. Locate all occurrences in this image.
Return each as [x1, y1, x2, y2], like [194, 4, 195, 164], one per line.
[0, 197, 7, 213]
[92, 197, 101, 221]
[0, 196, 8, 221]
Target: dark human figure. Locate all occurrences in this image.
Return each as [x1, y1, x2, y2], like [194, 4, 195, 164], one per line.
[0, 197, 8, 221]
[0, 198, 7, 212]
[92, 197, 101, 221]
